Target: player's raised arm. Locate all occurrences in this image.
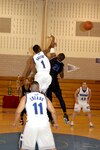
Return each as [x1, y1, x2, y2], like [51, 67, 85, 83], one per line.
[43, 35, 57, 55]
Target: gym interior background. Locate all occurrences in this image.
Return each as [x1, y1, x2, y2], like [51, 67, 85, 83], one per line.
[0, 0, 100, 80]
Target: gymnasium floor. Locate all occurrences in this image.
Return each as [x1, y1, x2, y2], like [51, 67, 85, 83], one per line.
[0, 108, 100, 150]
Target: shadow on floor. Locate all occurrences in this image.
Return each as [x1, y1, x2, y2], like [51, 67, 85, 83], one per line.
[0, 132, 100, 150]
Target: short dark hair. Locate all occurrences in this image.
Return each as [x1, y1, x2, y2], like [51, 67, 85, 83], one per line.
[57, 53, 65, 61]
[31, 81, 39, 92]
[33, 45, 41, 53]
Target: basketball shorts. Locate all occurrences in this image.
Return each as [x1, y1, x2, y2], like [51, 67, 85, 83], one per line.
[19, 121, 55, 150]
[34, 71, 52, 93]
[74, 102, 90, 112]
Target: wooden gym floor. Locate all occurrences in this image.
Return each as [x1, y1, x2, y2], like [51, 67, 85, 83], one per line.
[0, 107, 100, 140]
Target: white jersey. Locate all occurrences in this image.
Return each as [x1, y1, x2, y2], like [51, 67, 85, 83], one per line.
[25, 92, 49, 124]
[33, 51, 50, 72]
[20, 92, 55, 149]
[78, 87, 89, 102]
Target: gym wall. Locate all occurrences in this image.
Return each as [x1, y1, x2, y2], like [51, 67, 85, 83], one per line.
[0, 0, 100, 80]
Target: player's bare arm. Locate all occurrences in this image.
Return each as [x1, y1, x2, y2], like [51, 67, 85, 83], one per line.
[12, 96, 26, 127]
[46, 97, 58, 128]
[87, 89, 92, 104]
[74, 88, 80, 104]
[59, 69, 64, 78]
[24, 57, 36, 78]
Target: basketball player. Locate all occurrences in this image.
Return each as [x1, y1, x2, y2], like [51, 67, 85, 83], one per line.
[46, 53, 70, 124]
[70, 82, 94, 127]
[24, 35, 56, 93]
[12, 81, 58, 150]
[32, 44, 52, 93]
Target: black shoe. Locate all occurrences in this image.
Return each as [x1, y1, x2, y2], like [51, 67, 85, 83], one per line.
[64, 114, 70, 124]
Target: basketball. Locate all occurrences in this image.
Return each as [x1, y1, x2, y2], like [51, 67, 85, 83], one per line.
[83, 21, 93, 31]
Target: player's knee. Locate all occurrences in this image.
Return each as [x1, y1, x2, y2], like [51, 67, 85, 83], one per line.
[83, 105, 90, 112]
[83, 109, 90, 113]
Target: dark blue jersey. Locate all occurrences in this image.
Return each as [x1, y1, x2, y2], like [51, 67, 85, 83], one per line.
[50, 57, 64, 79]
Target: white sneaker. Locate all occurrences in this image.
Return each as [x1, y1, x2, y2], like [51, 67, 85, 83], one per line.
[70, 121, 74, 126]
[89, 122, 94, 128]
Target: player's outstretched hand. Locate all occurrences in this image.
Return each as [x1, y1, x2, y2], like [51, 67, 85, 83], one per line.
[49, 35, 57, 48]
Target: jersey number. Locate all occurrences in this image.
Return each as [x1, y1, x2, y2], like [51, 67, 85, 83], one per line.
[33, 102, 43, 114]
[41, 60, 46, 68]
[81, 97, 86, 101]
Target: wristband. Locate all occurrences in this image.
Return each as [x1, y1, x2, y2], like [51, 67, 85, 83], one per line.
[50, 48, 55, 53]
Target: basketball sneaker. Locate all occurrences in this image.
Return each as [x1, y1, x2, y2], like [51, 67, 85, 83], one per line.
[64, 114, 70, 124]
[89, 122, 94, 128]
[70, 121, 74, 126]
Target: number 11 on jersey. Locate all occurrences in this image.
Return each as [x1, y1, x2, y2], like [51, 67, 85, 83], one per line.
[33, 102, 43, 114]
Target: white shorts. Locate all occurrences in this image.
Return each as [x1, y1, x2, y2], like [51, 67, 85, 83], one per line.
[19, 122, 55, 150]
[34, 71, 52, 93]
[74, 102, 90, 112]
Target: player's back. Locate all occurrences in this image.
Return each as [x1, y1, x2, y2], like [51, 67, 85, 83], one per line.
[33, 51, 50, 73]
[25, 92, 49, 125]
